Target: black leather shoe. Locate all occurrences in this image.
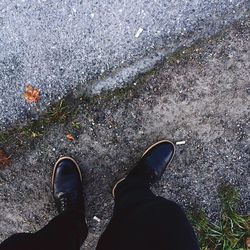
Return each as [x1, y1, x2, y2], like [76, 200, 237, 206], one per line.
[52, 157, 84, 213]
[112, 140, 175, 197]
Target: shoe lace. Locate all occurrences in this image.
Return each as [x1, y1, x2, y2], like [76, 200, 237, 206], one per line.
[58, 192, 72, 212]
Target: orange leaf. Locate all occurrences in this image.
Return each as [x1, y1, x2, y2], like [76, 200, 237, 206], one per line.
[23, 85, 40, 103]
[0, 149, 11, 169]
[246, 237, 250, 248]
[66, 134, 75, 141]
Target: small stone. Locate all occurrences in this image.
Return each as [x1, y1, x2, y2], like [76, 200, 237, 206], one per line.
[93, 216, 101, 223]
[135, 27, 143, 38]
[176, 141, 186, 145]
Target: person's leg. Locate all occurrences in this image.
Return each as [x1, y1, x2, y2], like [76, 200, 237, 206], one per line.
[0, 157, 88, 250]
[0, 233, 34, 250]
[97, 177, 199, 250]
[96, 140, 200, 250]
[34, 209, 87, 250]
[0, 210, 87, 250]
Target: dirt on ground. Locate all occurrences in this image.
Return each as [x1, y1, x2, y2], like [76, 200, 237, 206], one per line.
[0, 19, 249, 249]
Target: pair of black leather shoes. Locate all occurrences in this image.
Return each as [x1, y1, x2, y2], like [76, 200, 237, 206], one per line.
[52, 140, 175, 213]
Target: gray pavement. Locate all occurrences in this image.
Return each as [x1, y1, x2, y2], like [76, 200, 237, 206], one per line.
[0, 18, 249, 249]
[0, 0, 249, 129]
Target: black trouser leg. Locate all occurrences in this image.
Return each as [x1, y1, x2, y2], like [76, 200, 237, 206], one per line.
[0, 209, 88, 250]
[96, 177, 200, 250]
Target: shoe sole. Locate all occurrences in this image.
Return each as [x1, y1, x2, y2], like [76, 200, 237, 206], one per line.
[52, 156, 82, 193]
[112, 140, 176, 198]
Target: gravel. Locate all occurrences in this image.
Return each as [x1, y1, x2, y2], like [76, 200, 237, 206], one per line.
[0, 18, 249, 249]
[0, 0, 249, 129]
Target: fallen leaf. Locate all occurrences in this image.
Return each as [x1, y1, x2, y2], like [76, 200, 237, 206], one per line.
[66, 133, 75, 141]
[23, 85, 40, 103]
[0, 149, 11, 169]
[246, 237, 250, 249]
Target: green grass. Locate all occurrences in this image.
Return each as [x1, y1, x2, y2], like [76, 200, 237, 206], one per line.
[189, 184, 250, 250]
[0, 98, 83, 148]
[19, 100, 76, 139]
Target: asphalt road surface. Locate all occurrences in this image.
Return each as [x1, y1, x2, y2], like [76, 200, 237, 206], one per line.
[0, 0, 249, 129]
[0, 18, 249, 249]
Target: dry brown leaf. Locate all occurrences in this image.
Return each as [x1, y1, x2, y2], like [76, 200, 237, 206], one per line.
[66, 133, 75, 141]
[246, 237, 250, 249]
[23, 85, 40, 103]
[0, 149, 11, 169]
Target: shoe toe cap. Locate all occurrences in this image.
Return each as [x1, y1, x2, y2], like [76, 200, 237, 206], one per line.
[146, 141, 175, 164]
[53, 158, 82, 194]
[142, 141, 175, 181]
